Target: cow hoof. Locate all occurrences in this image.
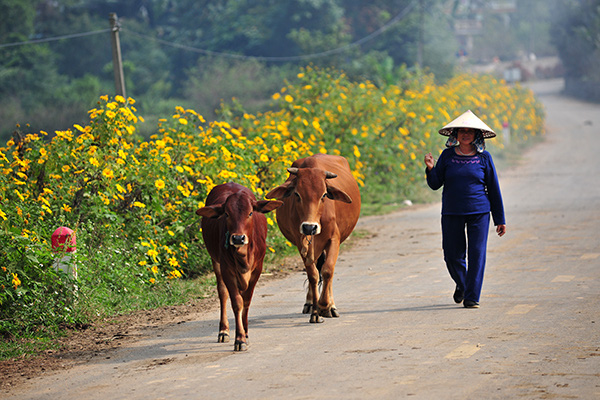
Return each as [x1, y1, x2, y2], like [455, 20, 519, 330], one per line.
[319, 308, 332, 318]
[218, 332, 230, 343]
[319, 307, 339, 318]
[302, 303, 312, 314]
[234, 340, 248, 351]
[310, 313, 324, 323]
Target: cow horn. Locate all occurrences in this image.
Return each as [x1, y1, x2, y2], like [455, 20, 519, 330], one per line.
[287, 167, 299, 175]
[325, 171, 337, 179]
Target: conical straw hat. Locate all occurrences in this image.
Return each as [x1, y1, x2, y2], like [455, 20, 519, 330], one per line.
[438, 110, 496, 138]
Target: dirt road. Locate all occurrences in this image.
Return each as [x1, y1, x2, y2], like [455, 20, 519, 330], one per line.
[6, 79, 600, 399]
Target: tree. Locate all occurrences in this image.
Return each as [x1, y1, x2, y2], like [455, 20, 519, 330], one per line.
[551, 0, 600, 81]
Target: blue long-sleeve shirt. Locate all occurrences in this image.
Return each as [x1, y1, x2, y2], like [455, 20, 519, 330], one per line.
[426, 148, 505, 226]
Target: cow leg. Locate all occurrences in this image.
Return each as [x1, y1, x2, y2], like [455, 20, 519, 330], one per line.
[213, 260, 230, 343]
[303, 251, 325, 314]
[241, 271, 260, 344]
[303, 285, 313, 314]
[305, 261, 323, 323]
[230, 292, 248, 351]
[318, 241, 340, 318]
[222, 273, 249, 351]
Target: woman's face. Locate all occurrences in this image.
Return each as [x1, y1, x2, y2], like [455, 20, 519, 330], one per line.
[457, 128, 477, 144]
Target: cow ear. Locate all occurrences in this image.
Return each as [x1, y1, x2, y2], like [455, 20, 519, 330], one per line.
[255, 200, 283, 214]
[266, 181, 293, 200]
[326, 184, 353, 203]
[196, 205, 223, 218]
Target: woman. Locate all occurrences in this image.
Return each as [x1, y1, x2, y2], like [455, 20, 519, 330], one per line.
[424, 110, 506, 308]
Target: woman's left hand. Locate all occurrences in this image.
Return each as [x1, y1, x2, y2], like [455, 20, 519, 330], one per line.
[496, 224, 506, 237]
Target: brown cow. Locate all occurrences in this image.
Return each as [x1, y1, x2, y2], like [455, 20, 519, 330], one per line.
[196, 182, 282, 351]
[266, 154, 361, 323]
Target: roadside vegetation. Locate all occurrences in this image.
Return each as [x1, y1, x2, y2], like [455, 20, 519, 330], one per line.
[0, 65, 544, 360]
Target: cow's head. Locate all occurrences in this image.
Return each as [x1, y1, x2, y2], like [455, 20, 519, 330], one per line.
[266, 167, 352, 236]
[196, 193, 282, 252]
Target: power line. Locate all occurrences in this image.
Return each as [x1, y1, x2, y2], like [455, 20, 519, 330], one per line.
[124, 0, 418, 62]
[0, 0, 417, 60]
[0, 29, 111, 49]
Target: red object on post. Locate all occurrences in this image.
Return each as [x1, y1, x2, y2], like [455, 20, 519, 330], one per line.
[51, 227, 76, 253]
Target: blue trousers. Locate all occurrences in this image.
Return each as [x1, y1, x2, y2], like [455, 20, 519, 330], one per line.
[441, 213, 490, 303]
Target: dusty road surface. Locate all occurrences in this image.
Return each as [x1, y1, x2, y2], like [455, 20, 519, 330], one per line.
[6, 79, 600, 399]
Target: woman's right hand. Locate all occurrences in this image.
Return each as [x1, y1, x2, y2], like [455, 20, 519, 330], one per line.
[424, 152, 435, 171]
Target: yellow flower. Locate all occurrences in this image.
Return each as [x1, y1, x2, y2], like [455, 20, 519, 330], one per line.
[12, 273, 21, 289]
[0, 208, 6, 220]
[151, 265, 158, 274]
[285, 95, 294, 103]
[260, 154, 269, 162]
[133, 201, 146, 208]
[147, 249, 158, 262]
[102, 168, 114, 179]
[149, 278, 156, 284]
[177, 185, 191, 197]
[155, 179, 166, 190]
[89, 157, 100, 167]
[14, 189, 25, 202]
[61, 204, 72, 213]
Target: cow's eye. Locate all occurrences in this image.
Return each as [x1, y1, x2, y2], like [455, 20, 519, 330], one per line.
[249, 211, 253, 217]
[294, 192, 300, 201]
[224, 212, 230, 218]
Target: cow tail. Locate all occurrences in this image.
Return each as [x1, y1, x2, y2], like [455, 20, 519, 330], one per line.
[302, 251, 326, 290]
[316, 251, 326, 286]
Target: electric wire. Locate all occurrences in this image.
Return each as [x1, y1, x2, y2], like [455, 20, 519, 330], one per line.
[0, 29, 111, 49]
[0, 0, 417, 61]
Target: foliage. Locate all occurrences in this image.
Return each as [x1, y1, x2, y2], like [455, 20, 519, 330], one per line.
[0, 66, 544, 359]
[469, 0, 560, 62]
[551, 0, 600, 81]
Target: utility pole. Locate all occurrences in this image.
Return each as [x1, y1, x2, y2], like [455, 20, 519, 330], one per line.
[417, 0, 424, 67]
[109, 13, 126, 98]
